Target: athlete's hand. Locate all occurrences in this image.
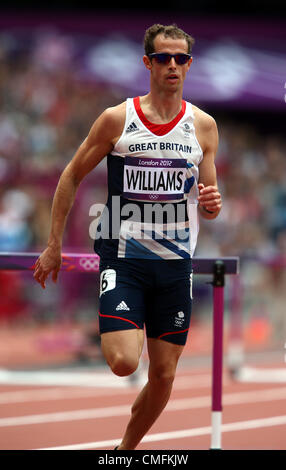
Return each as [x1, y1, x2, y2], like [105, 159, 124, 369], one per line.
[33, 247, 62, 289]
[198, 183, 222, 215]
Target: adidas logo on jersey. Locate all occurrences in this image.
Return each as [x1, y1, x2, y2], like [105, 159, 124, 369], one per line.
[116, 301, 130, 311]
[126, 122, 139, 133]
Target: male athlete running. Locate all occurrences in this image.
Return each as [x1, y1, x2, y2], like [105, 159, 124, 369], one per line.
[34, 24, 222, 450]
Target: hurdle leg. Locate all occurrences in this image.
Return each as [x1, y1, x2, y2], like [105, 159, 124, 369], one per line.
[211, 260, 225, 450]
[227, 275, 244, 377]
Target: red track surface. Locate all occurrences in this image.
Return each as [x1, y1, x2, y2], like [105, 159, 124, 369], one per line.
[0, 360, 286, 450]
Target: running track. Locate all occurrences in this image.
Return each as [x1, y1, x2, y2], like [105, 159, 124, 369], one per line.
[0, 360, 286, 450]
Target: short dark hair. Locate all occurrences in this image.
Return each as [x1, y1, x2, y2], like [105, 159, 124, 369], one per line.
[144, 23, 195, 56]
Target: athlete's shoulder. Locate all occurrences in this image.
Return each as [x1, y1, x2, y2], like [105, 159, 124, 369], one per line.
[191, 104, 217, 132]
[101, 101, 127, 126]
[90, 101, 127, 145]
[190, 105, 218, 153]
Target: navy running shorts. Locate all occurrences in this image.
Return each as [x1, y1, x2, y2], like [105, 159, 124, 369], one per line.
[98, 258, 193, 346]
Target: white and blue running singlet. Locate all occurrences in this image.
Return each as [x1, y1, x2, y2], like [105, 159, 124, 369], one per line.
[94, 96, 203, 260]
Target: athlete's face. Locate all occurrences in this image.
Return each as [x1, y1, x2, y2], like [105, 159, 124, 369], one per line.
[143, 34, 192, 93]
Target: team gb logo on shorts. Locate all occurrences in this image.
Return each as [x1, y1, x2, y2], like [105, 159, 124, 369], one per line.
[174, 311, 185, 327]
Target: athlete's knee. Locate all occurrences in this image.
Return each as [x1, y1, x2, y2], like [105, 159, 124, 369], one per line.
[149, 364, 176, 389]
[109, 352, 139, 377]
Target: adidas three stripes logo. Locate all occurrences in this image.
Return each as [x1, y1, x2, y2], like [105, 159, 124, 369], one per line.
[116, 301, 130, 311]
[126, 122, 139, 133]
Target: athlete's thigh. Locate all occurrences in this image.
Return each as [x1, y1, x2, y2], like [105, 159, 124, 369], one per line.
[101, 328, 145, 365]
[98, 258, 148, 361]
[147, 336, 184, 376]
[98, 259, 146, 334]
[145, 260, 192, 346]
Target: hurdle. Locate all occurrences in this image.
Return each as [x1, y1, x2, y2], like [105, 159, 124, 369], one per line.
[0, 252, 239, 450]
[227, 256, 286, 385]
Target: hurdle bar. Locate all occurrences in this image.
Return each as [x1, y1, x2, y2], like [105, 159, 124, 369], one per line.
[0, 252, 239, 450]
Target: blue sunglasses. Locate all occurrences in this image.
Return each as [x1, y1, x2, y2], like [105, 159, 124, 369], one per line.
[148, 53, 191, 65]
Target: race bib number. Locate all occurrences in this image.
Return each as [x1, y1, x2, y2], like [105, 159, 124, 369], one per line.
[100, 269, 116, 297]
[123, 156, 187, 202]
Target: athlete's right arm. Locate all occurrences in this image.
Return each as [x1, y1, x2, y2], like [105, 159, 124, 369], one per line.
[33, 106, 124, 289]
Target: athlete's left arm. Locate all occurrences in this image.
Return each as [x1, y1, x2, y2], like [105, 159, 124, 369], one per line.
[197, 113, 222, 220]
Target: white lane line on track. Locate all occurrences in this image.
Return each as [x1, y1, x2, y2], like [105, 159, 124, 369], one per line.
[0, 374, 218, 403]
[1, 386, 286, 427]
[0, 368, 206, 387]
[0, 387, 119, 404]
[0, 369, 133, 388]
[236, 367, 286, 383]
[38, 415, 286, 450]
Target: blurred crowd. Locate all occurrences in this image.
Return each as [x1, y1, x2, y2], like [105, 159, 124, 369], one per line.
[198, 122, 286, 259]
[0, 30, 285, 344]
